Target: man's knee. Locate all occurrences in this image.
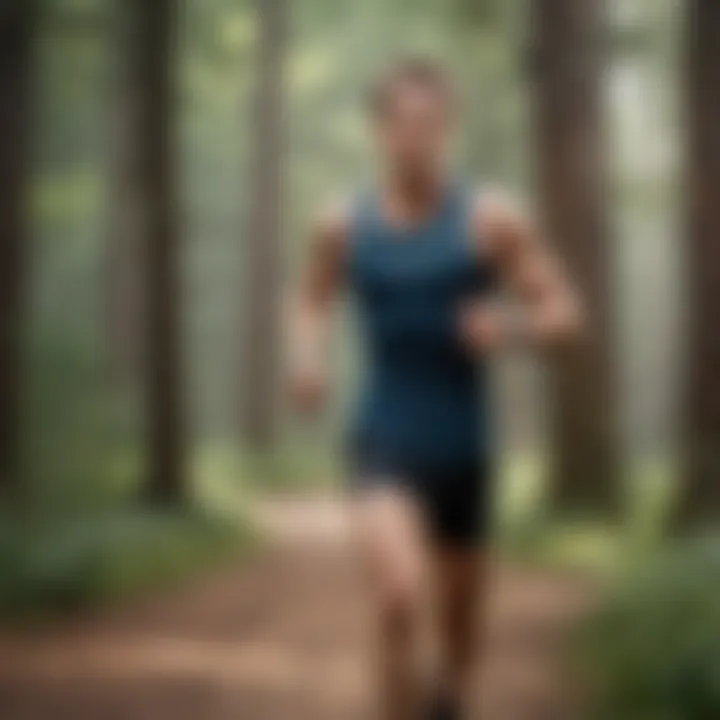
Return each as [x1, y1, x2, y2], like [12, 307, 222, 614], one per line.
[377, 562, 424, 641]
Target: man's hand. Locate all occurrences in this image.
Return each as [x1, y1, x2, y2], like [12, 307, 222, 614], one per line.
[288, 360, 327, 414]
[458, 301, 506, 354]
[459, 293, 582, 355]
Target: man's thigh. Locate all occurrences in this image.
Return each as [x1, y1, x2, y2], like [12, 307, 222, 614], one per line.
[350, 482, 429, 603]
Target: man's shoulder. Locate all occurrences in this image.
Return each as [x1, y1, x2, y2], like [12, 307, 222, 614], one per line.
[468, 184, 529, 251]
[314, 195, 353, 240]
[310, 195, 358, 262]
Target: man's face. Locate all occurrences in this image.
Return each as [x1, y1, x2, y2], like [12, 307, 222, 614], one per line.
[373, 82, 452, 178]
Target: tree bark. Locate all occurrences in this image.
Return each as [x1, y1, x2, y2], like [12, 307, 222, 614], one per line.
[105, 0, 146, 381]
[530, 0, 619, 516]
[240, 0, 288, 450]
[675, 0, 720, 530]
[0, 2, 37, 498]
[135, 0, 185, 505]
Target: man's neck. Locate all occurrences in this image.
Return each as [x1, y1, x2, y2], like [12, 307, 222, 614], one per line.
[386, 170, 446, 214]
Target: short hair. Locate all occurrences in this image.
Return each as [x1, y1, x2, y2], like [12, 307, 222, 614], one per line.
[366, 56, 455, 116]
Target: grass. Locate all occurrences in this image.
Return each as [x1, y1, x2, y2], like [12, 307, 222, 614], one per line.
[495, 454, 678, 574]
[0, 441, 261, 623]
[0, 507, 254, 622]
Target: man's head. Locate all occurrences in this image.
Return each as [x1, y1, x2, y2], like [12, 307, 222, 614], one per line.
[367, 57, 456, 181]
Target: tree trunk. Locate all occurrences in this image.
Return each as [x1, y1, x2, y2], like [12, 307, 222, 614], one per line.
[675, 0, 720, 530]
[240, 0, 288, 450]
[105, 0, 145, 381]
[0, 2, 36, 498]
[530, 0, 619, 517]
[135, 0, 185, 505]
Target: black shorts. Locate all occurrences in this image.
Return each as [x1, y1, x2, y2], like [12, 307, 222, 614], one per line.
[348, 443, 493, 547]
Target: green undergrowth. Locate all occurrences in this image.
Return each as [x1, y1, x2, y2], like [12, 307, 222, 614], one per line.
[0, 507, 255, 622]
[496, 455, 676, 573]
[576, 535, 720, 720]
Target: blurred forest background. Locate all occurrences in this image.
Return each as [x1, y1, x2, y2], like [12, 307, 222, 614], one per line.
[1, 0, 689, 505]
[3, 0, 708, 533]
[2, 0, 716, 583]
[1, 0, 720, 717]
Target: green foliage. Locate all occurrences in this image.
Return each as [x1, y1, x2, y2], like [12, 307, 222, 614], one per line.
[578, 537, 720, 720]
[451, 0, 502, 27]
[26, 325, 142, 517]
[0, 509, 252, 620]
[238, 444, 338, 493]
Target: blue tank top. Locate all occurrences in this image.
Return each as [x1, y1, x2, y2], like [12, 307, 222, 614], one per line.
[348, 185, 496, 472]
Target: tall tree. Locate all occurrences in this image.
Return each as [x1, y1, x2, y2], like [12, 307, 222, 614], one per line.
[0, 2, 37, 497]
[530, 0, 619, 515]
[134, 0, 185, 504]
[105, 0, 145, 381]
[240, 0, 288, 449]
[675, 0, 720, 529]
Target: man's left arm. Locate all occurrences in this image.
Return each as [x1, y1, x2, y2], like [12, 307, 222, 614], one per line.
[460, 191, 585, 352]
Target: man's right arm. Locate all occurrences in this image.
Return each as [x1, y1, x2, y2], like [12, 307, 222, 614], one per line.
[287, 200, 349, 413]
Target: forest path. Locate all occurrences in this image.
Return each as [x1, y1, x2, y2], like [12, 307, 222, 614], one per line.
[0, 495, 594, 719]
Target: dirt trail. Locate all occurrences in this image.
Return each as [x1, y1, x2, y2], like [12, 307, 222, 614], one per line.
[0, 495, 593, 719]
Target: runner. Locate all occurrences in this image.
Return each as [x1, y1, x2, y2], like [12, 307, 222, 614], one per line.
[288, 57, 583, 720]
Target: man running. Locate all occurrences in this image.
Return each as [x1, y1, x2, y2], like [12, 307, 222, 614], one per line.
[288, 57, 583, 720]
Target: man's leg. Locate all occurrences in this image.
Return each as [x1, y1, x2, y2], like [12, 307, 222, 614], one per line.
[352, 484, 429, 720]
[428, 462, 490, 718]
[432, 548, 487, 717]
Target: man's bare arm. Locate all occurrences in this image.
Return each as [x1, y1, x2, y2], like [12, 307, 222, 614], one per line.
[462, 191, 584, 351]
[287, 200, 348, 411]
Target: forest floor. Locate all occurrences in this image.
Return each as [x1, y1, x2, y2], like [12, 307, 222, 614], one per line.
[0, 495, 595, 719]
